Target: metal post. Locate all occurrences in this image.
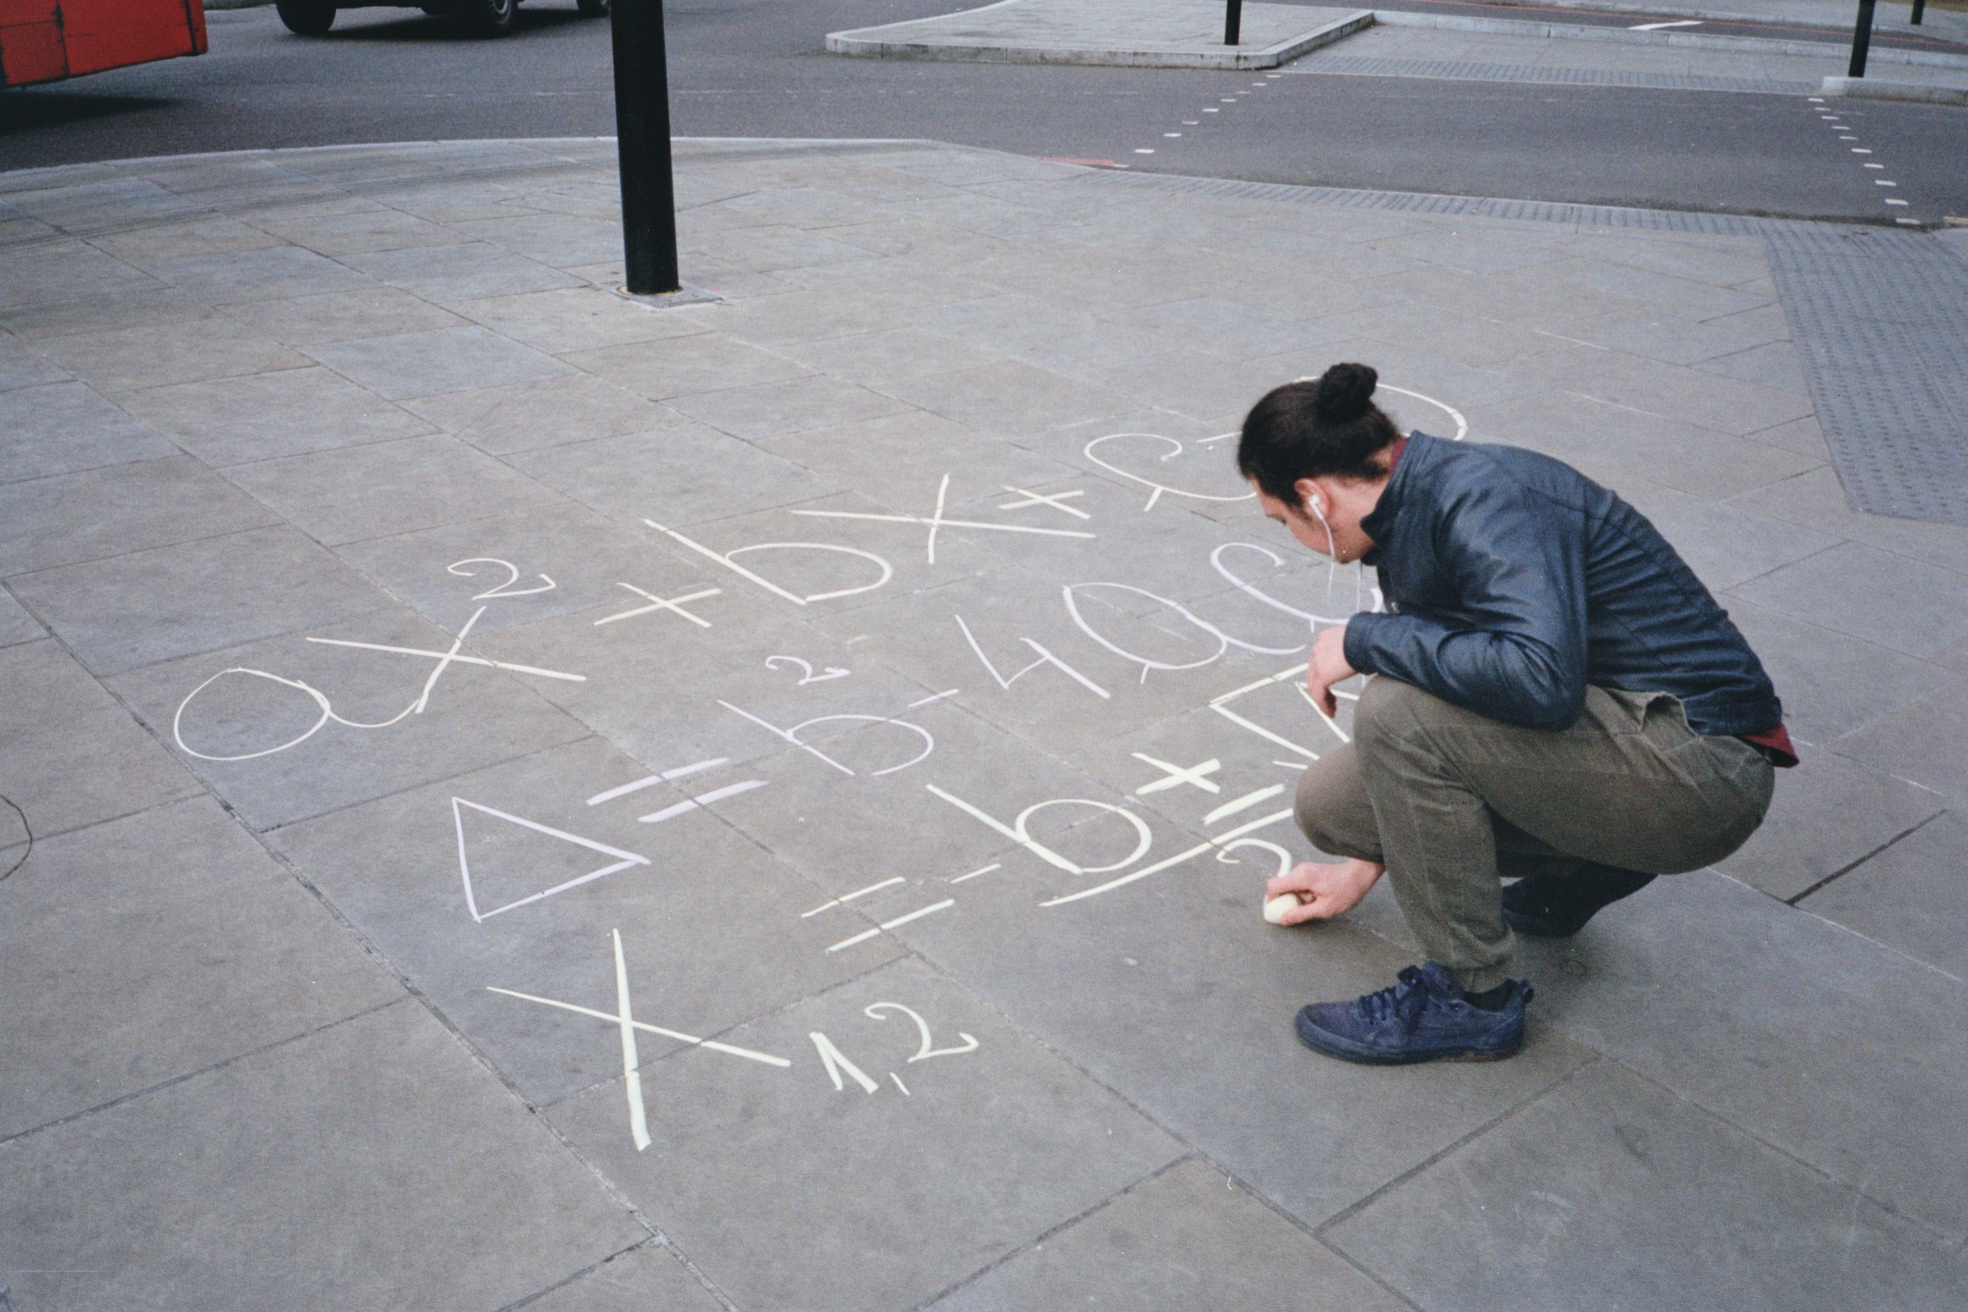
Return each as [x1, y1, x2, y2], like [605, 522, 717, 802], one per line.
[1911, 0, 1925, 24]
[1224, 0, 1241, 45]
[1849, 0, 1877, 76]
[611, 0, 679, 296]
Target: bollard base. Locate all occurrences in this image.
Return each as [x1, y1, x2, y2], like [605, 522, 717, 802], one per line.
[612, 283, 723, 308]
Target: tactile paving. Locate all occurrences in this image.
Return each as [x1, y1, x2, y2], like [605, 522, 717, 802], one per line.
[1286, 55, 1816, 97]
[1762, 226, 1968, 524]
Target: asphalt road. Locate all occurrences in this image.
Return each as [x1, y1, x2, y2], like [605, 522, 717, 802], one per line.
[3, 0, 1965, 225]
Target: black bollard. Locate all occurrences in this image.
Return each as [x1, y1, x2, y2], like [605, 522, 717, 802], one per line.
[1849, 0, 1877, 76]
[611, 0, 680, 295]
[1912, 0, 1925, 24]
[1224, 0, 1242, 45]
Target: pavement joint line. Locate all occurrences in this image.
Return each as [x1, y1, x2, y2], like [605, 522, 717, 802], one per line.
[0, 516, 319, 588]
[0, 792, 199, 870]
[903, 1153, 1209, 1311]
[0, 995, 409, 1150]
[1311, 1050, 1608, 1236]
[1783, 809, 1949, 906]
[493, 1237, 680, 1312]
[1573, 1043, 1968, 1244]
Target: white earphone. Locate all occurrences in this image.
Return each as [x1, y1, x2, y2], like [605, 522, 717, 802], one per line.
[1303, 489, 1361, 610]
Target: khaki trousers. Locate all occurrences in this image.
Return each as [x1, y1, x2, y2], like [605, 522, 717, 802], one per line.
[1294, 677, 1774, 992]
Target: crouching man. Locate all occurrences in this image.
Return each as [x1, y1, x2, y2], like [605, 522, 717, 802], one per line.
[1240, 363, 1795, 1066]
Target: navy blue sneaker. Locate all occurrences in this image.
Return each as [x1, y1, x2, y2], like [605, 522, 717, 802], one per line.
[1294, 963, 1532, 1065]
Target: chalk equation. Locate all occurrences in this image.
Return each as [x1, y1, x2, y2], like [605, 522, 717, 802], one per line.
[490, 929, 981, 1148]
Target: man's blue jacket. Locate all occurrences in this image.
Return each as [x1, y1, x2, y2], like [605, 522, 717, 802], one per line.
[1342, 432, 1784, 737]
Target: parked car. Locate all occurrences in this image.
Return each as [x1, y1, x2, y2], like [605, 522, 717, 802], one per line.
[275, 0, 607, 38]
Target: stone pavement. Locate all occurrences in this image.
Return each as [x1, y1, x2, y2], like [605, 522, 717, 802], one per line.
[826, 0, 1372, 70]
[2, 136, 1968, 1309]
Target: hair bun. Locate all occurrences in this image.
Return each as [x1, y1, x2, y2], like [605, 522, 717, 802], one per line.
[1312, 362, 1377, 423]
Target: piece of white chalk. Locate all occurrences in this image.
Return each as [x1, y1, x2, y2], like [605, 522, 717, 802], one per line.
[1263, 893, 1304, 925]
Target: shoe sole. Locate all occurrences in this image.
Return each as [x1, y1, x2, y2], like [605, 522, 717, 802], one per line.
[1294, 1012, 1526, 1065]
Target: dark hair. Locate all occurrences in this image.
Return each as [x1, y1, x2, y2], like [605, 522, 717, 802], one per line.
[1236, 363, 1402, 504]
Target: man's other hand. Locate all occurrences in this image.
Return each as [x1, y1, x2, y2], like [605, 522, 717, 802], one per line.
[1307, 623, 1356, 718]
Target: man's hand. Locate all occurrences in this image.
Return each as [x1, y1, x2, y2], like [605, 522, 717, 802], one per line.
[1306, 623, 1355, 718]
[1266, 859, 1384, 925]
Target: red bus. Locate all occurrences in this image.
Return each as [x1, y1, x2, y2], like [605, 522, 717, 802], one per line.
[1, 0, 207, 89]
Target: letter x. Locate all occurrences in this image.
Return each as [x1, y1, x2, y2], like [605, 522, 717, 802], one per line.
[593, 582, 721, 629]
[1131, 752, 1222, 795]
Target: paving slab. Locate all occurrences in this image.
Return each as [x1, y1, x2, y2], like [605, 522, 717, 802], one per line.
[0, 796, 402, 1140]
[518, 1243, 726, 1312]
[1799, 808, 1968, 976]
[505, 421, 839, 530]
[0, 587, 45, 648]
[0, 456, 277, 577]
[1729, 538, 1968, 663]
[220, 431, 565, 546]
[403, 371, 684, 458]
[307, 323, 575, 401]
[0, 333, 68, 393]
[545, 956, 1186, 1312]
[1827, 678, 1968, 801]
[9, 524, 392, 678]
[31, 316, 309, 393]
[1326, 1059, 1968, 1312]
[1519, 869, 1968, 1238]
[0, 640, 201, 844]
[828, 0, 1373, 70]
[0, 1002, 645, 1312]
[928, 1157, 1410, 1311]
[218, 285, 469, 348]
[116, 365, 436, 468]
[0, 381, 177, 484]
[1720, 596, 1959, 745]
[1713, 744, 1946, 900]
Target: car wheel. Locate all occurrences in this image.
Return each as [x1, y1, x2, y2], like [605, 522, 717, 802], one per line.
[468, 0, 517, 35]
[576, 0, 609, 15]
[275, 0, 337, 34]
